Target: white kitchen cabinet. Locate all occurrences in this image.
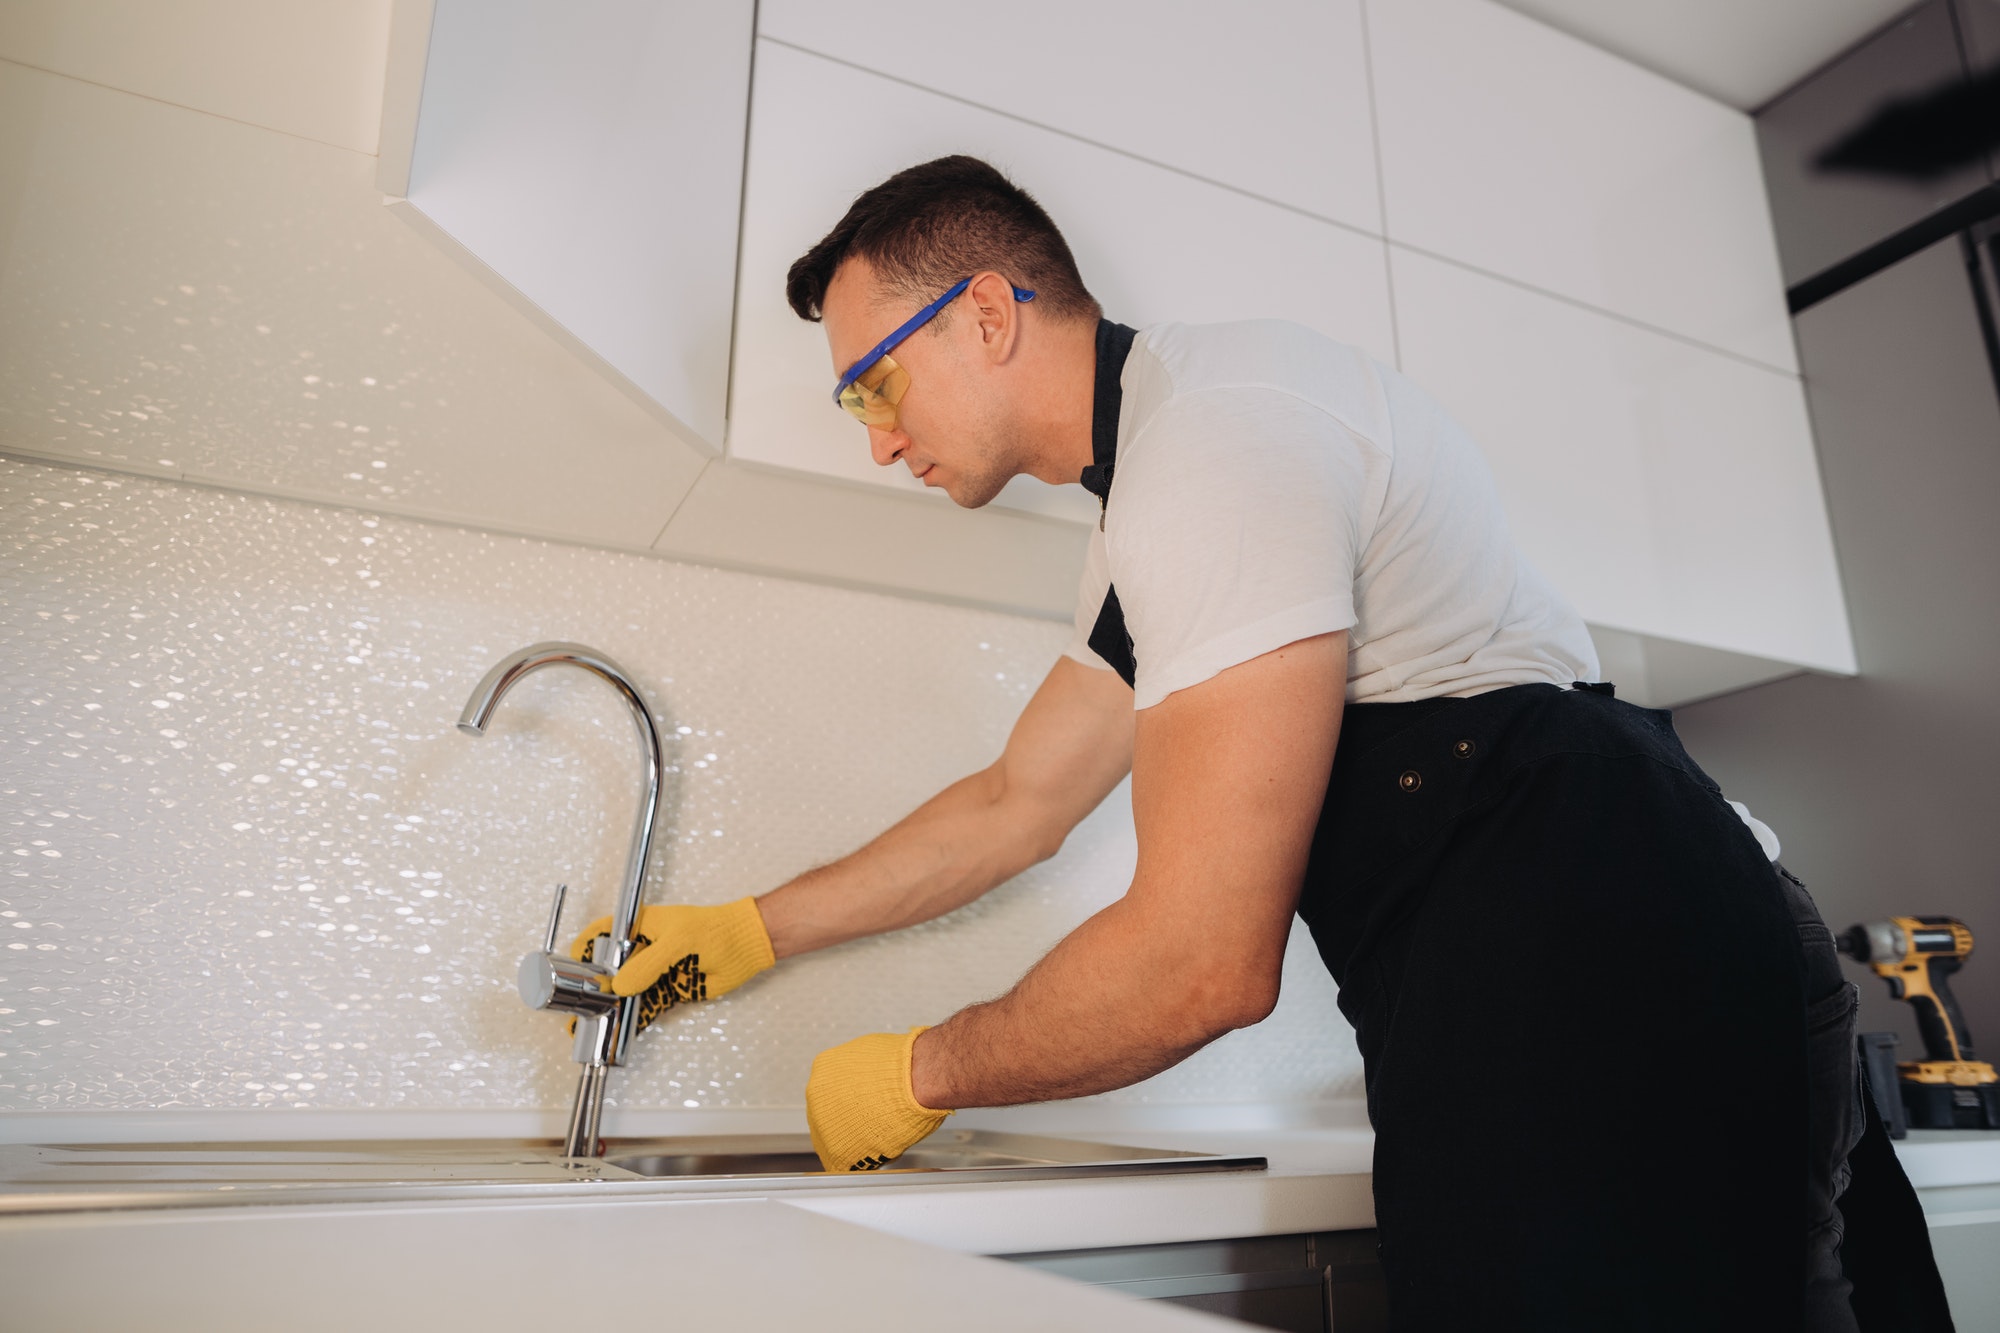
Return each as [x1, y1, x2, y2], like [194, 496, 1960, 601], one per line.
[757, 0, 1383, 236]
[728, 39, 1397, 523]
[1392, 245, 1855, 691]
[1367, 0, 1797, 374]
[400, 0, 756, 448]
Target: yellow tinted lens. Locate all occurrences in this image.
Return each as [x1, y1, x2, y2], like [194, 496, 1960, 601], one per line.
[837, 355, 909, 427]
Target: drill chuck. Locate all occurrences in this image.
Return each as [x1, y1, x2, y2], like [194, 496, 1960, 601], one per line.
[1836, 917, 1972, 966]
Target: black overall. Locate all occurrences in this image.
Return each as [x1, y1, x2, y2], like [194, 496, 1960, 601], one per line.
[1081, 321, 1951, 1331]
[1300, 685, 1947, 1330]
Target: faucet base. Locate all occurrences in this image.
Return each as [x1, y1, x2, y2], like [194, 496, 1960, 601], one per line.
[563, 1064, 609, 1159]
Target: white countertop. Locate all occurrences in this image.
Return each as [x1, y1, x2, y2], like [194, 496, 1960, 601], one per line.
[0, 1194, 1241, 1333]
[3, 1108, 1995, 1331]
[777, 1117, 2000, 1253]
[785, 1123, 1377, 1254]
[0, 1109, 1377, 1333]
[1892, 1128, 2000, 1192]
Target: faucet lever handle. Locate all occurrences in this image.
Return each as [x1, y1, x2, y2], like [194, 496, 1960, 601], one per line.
[541, 883, 568, 955]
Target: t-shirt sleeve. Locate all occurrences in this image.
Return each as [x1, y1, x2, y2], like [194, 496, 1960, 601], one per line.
[1062, 525, 1117, 672]
[1110, 389, 1374, 709]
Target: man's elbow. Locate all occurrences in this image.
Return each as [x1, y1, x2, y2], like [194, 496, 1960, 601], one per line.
[1177, 971, 1281, 1042]
[1003, 790, 1079, 868]
[1218, 978, 1281, 1032]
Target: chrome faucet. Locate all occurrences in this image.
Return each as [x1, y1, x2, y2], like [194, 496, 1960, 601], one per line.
[456, 641, 665, 1158]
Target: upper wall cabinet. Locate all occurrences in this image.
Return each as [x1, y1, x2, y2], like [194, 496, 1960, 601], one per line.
[1393, 245, 1855, 679]
[1367, 0, 1797, 374]
[758, 0, 1383, 236]
[398, 0, 755, 447]
[727, 39, 1397, 523]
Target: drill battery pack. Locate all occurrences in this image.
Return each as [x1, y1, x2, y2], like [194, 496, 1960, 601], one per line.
[1898, 1060, 2000, 1130]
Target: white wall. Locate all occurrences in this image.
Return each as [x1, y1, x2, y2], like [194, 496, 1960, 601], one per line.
[0, 457, 1359, 1127]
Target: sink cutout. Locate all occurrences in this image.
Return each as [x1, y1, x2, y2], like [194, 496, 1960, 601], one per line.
[0, 1129, 1265, 1214]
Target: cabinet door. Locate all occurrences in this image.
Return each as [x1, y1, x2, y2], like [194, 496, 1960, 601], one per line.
[728, 39, 1396, 523]
[1368, 0, 1795, 373]
[1392, 245, 1853, 676]
[405, 0, 756, 447]
[758, 0, 1382, 235]
[1006, 1230, 1388, 1333]
[1928, 1216, 2000, 1330]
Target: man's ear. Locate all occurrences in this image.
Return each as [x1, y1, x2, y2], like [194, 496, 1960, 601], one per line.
[966, 270, 1021, 364]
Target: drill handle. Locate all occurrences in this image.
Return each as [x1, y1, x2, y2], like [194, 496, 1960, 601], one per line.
[1913, 958, 1975, 1063]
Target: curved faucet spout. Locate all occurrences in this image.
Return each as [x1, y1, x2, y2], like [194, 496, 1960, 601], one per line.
[458, 641, 663, 953]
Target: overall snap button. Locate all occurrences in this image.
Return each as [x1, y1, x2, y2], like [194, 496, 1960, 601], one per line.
[1453, 739, 1476, 759]
[1398, 770, 1423, 793]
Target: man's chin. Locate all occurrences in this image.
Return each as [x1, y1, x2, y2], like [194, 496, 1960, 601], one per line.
[943, 471, 1011, 510]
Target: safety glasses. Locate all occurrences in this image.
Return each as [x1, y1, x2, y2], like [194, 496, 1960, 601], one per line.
[832, 276, 1036, 427]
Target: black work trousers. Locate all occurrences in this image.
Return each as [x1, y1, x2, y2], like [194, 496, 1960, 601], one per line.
[1296, 683, 1950, 1331]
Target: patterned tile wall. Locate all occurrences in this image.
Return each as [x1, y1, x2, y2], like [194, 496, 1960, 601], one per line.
[0, 459, 1361, 1116]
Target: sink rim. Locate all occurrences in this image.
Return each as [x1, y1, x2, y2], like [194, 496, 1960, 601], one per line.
[0, 1129, 1268, 1217]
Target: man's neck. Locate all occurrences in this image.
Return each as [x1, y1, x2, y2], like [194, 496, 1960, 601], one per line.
[1012, 316, 1102, 486]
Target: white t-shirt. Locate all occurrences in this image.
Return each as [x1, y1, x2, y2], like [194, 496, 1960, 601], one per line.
[1063, 319, 1600, 710]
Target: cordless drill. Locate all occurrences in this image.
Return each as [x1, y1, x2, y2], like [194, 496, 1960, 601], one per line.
[1837, 916, 2000, 1130]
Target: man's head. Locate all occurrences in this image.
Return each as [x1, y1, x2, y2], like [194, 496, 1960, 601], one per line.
[787, 156, 1099, 507]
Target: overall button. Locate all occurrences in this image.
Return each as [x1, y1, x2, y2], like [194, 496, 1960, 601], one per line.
[1398, 770, 1423, 793]
[1453, 739, 1477, 759]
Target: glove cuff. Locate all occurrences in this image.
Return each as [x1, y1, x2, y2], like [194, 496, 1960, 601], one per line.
[900, 1026, 950, 1116]
[709, 896, 777, 990]
[808, 1028, 952, 1172]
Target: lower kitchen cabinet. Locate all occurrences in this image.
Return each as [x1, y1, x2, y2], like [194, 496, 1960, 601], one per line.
[1007, 1212, 2000, 1329]
[1002, 1229, 1387, 1332]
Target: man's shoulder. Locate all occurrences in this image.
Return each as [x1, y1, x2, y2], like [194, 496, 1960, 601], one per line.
[1126, 319, 1394, 447]
[1136, 319, 1377, 384]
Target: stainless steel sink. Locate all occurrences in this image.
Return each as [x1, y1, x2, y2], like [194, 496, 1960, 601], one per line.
[599, 1129, 1245, 1179]
[609, 1149, 832, 1177]
[0, 1130, 1264, 1215]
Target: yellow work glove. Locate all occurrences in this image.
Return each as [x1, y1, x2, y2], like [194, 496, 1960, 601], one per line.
[806, 1027, 952, 1172]
[568, 897, 774, 1034]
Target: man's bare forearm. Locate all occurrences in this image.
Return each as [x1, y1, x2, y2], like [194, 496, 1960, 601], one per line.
[755, 658, 1137, 960]
[756, 767, 1060, 959]
[907, 891, 1279, 1108]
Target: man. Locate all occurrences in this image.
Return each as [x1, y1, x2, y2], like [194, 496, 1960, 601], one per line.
[577, 157, 1947, 1330]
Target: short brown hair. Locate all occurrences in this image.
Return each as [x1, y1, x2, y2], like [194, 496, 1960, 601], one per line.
[786, 155, 1099, 325]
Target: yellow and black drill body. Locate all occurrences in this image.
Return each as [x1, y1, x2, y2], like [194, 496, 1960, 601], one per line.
[1837, 915, 2000, 1130]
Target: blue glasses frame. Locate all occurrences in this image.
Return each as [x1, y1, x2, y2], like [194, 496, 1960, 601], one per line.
[831, 276, 1037, 406]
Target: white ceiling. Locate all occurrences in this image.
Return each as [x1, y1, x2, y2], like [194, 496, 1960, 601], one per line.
[1493, 0, 1921, 109]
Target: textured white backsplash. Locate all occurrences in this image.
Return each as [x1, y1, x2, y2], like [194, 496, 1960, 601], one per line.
[0, 458, 1361, 1119]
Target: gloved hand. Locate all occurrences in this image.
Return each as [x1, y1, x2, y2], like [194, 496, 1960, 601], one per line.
[806, 1027, 952, 1172]
[568, 897, 774, 1034]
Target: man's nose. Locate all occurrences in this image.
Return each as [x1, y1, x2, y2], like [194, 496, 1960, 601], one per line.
[868, 425, 909, 468]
